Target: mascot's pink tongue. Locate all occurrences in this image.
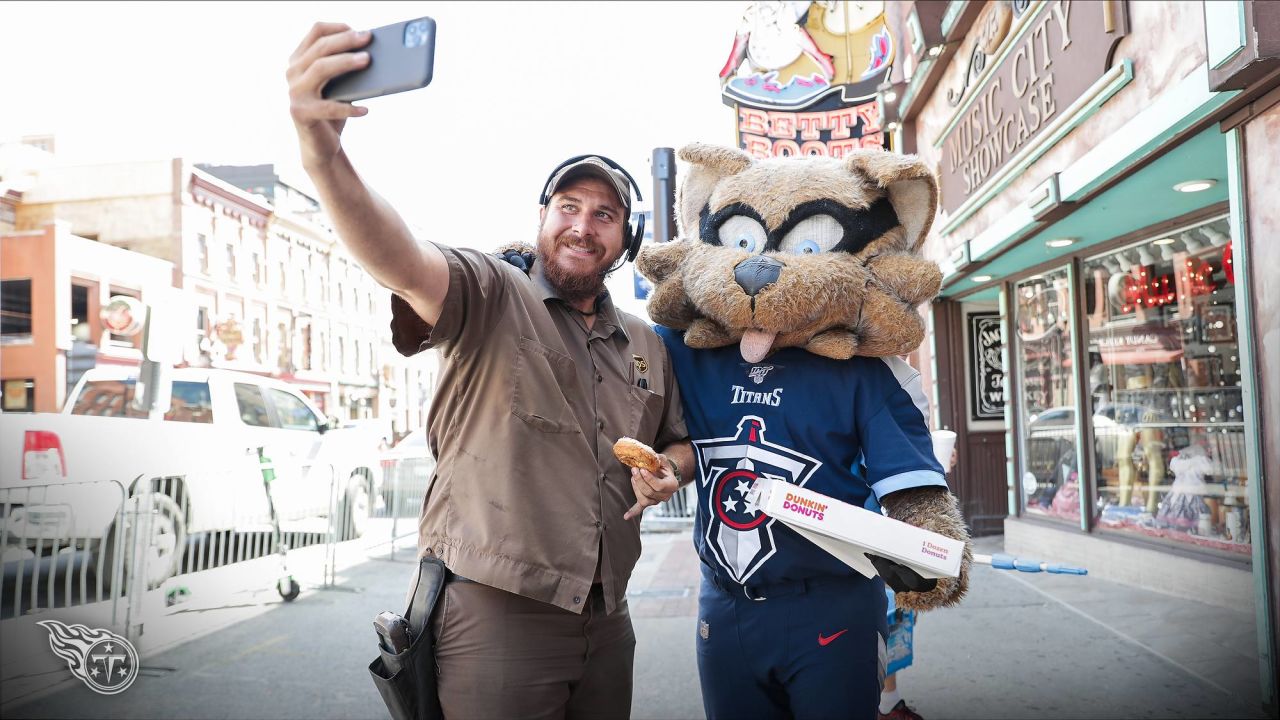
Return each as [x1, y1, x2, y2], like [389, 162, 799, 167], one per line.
[740, 329, 778, 363]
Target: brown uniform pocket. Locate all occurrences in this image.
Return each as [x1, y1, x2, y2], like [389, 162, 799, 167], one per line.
[629, 385, 665, 445]
[511, 336, 578, 433]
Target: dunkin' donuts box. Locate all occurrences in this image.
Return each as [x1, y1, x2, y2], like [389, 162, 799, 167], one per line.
[746, 478, 963, 581]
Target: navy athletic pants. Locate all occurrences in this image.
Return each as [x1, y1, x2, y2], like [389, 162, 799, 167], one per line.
[696, 567, 888, 720]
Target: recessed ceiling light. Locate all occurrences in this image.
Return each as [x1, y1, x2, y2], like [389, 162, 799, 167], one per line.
[972, 275, 993, 282]
[1173, 179, 1216, 193]
[1045, 238, 1076, 248]
[1152, 237, 1175, 245]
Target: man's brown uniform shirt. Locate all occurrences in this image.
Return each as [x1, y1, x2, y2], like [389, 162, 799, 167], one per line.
[390, 246, 687, 614]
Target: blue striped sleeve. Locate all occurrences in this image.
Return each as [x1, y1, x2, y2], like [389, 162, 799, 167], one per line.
[858, 357, 949, 501]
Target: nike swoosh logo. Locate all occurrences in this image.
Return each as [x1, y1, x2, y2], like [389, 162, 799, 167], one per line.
[817, 629, 848, 646]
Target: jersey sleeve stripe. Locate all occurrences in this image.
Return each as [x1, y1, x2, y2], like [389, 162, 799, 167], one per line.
[871, 469, 948, 499]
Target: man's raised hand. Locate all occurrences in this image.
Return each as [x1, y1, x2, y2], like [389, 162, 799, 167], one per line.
[286, 22, 373, 170]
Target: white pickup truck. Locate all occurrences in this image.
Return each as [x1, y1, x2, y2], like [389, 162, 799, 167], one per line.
[1, 367, 381, 589]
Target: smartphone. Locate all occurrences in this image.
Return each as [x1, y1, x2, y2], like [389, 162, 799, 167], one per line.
[373, 610, 413, 654]
[322, 17, 436, 103]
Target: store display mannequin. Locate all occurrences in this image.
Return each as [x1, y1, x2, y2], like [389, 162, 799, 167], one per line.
[1140, 411, 1166, 514]
[1116, 376, 1141, 506]
[1114, 374, 1166, 512]
[1157, 443, 1217, 533]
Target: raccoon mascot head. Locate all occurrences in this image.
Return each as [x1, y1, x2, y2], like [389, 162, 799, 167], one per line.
[636, 143, 942, 364]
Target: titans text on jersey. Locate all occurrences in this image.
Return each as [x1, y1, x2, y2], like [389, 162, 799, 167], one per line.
[731, 385, 784, 406]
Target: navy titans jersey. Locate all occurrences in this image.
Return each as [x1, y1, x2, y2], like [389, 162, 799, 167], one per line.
[657, 326, 947, 588]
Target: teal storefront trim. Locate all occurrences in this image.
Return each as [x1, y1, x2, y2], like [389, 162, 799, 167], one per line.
[999, 285, 1016, 517]
[1066, 259, 1090, 533]
[899, 54, 939, 120]
[1224, 127, 1276, 709]
[940, 0, 969, 39]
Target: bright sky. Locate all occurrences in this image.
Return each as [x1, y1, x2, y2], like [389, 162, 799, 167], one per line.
[1, 1, 744, 247]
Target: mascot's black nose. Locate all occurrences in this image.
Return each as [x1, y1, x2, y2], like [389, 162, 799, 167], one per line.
[734, 256, 782, 296]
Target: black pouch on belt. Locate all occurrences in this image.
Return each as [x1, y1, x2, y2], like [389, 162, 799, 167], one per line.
[368, 555, 447, 720]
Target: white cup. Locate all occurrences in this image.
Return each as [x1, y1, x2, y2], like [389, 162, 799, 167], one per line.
[931, 430, 957, 470]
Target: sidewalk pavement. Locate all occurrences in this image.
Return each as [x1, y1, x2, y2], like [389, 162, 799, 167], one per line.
[4, 528, 1270, 720]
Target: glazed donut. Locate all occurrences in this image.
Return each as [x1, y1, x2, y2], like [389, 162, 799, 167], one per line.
[613, 437, 663, 473]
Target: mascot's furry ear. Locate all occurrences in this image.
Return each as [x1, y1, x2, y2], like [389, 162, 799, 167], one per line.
[844, 152, 938, 253]
[675, 143, 754, 239]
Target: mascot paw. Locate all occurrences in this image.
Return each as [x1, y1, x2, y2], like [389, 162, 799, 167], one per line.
[880, 486, 972, 611]
[635, 241, 692, 284]
[494, 242, 535, 274]
[868, 554, 937, 594]
[866, 254, 943, 306]
[685, 318, 737, 349]
[802, 329, 860, 360]
[854, 289, 926, 357]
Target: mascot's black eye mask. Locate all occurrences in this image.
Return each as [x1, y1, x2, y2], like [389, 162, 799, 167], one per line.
[698, 197, 900, 256]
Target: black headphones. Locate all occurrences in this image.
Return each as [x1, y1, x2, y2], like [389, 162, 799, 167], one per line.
[538, 154, 646, 263]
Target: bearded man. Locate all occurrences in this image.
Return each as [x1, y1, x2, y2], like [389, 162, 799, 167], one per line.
[288, 22, 692, 720]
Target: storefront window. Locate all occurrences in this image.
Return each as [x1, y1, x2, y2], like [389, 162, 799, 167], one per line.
[1082, 217, 1249, 556]
[1015, 267, 1080, 522]
[3, 378, 35, 412]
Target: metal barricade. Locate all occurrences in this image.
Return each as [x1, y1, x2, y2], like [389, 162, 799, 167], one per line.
[0, 479, 128, 625]
[369, 451, 692, 548]
[378, 452, 434, 561]
[1, 448, 367, 657]
[110, 454, 344, 629]
[653, 483, 696, 520]
[137, 461, 338, 586]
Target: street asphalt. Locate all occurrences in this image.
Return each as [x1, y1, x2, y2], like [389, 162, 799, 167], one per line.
[3, 527, 1270, 719]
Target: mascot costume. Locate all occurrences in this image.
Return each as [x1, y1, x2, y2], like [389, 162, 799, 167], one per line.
[635, 143, 971, 720]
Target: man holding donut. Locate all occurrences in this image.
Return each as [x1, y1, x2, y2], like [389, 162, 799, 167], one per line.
[287, 22, 693, 719]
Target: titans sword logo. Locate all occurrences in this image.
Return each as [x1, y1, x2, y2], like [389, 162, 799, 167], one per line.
[694, 415, 820, 583]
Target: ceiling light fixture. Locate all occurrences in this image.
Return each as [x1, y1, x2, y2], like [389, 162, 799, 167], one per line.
[972, 274, 993, 283]
[1202, 226, 1230, 247]
[876, 81, 899, 105]
[1173, 179, 1217, 193]
[1045, 237, 1076, 248]
[1152, 237, 1175, 245]
[1180, 230, 1205, 252]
